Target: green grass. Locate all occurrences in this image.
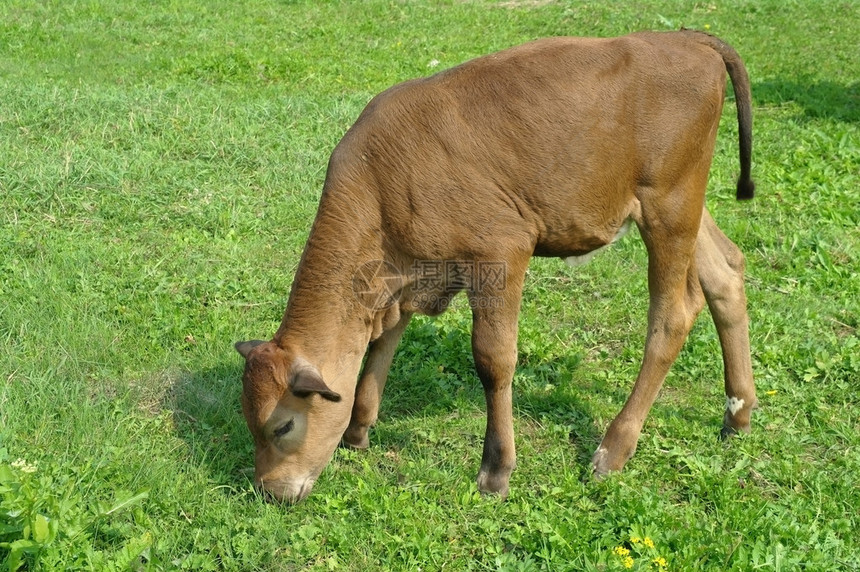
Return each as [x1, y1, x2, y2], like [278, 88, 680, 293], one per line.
[1, 0, 858, 569]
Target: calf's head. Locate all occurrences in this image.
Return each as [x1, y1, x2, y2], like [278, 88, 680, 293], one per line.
[234, 340, 345, 502]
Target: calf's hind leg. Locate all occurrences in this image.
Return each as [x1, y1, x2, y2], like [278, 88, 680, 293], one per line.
[593, 188, 707, 476]
[696, 209, 757, 437]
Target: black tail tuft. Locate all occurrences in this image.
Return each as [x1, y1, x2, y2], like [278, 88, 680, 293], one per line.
[736, 177, 755, 200]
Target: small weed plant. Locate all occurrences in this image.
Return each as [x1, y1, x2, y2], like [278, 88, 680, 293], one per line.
[0, 449, 149, 571]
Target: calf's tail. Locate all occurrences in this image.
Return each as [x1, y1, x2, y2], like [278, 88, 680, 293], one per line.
[682, 29, 755, 200]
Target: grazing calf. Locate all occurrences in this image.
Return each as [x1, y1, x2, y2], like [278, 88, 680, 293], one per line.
[236, 29, 757, 502]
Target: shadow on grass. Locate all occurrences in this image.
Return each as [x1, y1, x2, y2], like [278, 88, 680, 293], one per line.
[753, 79, 859, 122]
[167, 361, 254, 490]
[514, 387, 606, 468]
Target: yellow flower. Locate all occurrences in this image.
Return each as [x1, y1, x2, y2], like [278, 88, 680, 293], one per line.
[614, 546, 631, 557]
[653, 556, 668, 569]
[623, 556, 635, 569]
[631, 536, 642, 544]
[643, 537, 655, 549]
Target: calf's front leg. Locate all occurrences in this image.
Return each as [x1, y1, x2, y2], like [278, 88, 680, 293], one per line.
[342, 312, 412, 449]
[468, 260, 527, 498]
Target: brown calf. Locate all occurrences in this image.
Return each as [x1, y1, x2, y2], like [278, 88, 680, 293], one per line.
[236, 30, 757, 502]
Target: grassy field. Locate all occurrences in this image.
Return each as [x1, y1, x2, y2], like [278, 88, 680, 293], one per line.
[1, 0, 858, 569]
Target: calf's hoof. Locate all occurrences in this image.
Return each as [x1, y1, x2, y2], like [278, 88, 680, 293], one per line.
[341, 425, 370, 449]
[720, 425, 740, 440]
[720, 416, 752, 441]
[720, 398, 757, 440]
[591, 443, 634, 479]
[476, 469, 511, 499]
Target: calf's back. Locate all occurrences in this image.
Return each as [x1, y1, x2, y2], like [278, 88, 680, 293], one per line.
[324, 31, 730, 266]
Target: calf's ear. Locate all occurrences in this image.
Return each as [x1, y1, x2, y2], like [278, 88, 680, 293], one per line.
[291, 368, 342, 402]
[234, 340, 267, 359]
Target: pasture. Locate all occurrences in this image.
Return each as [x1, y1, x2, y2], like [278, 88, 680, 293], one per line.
[1, 0, 858, 569]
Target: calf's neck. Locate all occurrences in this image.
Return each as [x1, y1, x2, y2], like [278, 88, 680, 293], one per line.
[236, 29, 757, 502]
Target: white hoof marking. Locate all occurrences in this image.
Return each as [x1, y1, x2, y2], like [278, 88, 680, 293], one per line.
[726, 396, 745, 416]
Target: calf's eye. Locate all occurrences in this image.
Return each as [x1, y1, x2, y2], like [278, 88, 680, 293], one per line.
[273, 419, 294, 438]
